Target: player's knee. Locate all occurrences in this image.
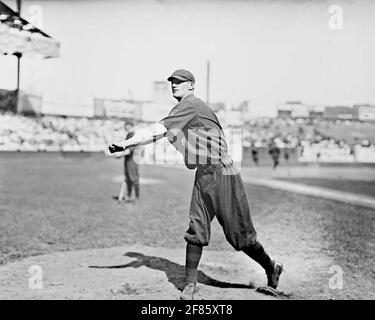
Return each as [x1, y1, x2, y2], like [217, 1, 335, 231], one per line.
[184, 235, 209, 247]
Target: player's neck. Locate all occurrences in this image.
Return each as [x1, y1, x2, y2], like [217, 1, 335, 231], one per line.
[176, 92, 194, 102]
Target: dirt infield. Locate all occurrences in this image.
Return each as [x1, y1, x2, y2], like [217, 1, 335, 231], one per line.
[0, 244, 283, 300]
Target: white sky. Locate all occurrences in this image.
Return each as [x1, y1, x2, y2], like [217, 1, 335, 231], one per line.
[1, 0, 375, 116]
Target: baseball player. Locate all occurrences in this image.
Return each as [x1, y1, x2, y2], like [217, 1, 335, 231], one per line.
[269, 139, 281, 169]
[109, 69, 283, 300]
[114, 122, 140, 202]
[123, 122, 140, 202]
[251, 142, 259, 166]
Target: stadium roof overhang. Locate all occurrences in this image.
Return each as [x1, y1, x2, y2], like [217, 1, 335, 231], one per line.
[0, 1, 59, 58]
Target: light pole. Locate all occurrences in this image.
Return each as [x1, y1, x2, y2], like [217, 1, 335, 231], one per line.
[15, 0, 22, 113]
[206, 60, 210, 106]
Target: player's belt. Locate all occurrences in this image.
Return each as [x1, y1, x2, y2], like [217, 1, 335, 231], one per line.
[197, 155, 233, 175]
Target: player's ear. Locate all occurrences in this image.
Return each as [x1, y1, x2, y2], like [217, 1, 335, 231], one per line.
[189, 81, 195, 90]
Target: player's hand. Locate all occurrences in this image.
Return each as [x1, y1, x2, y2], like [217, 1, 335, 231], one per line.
[108, 144, 125, 153]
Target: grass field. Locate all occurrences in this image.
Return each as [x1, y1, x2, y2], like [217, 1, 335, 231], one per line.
[0, 152, 374, 299]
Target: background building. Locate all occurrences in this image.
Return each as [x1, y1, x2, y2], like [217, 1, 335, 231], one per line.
[94, 98, 143, 120]
[277, 101, 309, 119]
[354, 104, 375, 122]
[324, 106, 354, 120]
[277, 101, 375, 122]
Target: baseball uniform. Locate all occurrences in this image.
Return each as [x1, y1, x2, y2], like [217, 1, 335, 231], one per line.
[124, 131, 139, 199]
[161, 94, 257, 250]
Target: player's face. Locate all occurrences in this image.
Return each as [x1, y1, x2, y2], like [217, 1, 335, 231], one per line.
[170, 78, 194, 101]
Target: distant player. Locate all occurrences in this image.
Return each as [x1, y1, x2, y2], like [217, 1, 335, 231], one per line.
[109, 69, 283, 300]
[269, 140, 281, 169]
[251, 143, 259, 166]
[117, 122, 140, 202]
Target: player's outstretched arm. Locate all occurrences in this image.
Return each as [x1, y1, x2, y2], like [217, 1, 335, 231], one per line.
[108, 122, 167, 153]
[123, 122, 167, 148]
[104, 148, 130, 157]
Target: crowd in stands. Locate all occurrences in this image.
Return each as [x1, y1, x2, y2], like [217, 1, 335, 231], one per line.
[242, 117, 305, 149]
[1, 111, 374, 162]
[242, 117, 373, 148]
[0, 111, 125, 152]
[241, 117, 374, 163]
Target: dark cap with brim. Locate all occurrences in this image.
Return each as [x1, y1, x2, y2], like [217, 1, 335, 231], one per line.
[167, 69, 195, 83]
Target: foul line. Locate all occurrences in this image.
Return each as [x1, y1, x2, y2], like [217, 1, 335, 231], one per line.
[242, 177, 375, 210]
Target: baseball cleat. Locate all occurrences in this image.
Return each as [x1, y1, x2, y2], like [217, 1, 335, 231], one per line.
[267, 261, 284, 289]
[180, 282, 196, 300]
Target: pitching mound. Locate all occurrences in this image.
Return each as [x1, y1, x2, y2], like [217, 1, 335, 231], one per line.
[0, 244, 282, 300]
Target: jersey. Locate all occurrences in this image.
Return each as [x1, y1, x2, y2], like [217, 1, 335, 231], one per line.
[160, 94, 229, 169]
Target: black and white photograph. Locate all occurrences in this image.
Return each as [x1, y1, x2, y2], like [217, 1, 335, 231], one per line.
[0, 0, 374, 305]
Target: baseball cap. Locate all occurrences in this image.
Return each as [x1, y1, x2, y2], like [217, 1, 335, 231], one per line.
[167, 69, 195, 83]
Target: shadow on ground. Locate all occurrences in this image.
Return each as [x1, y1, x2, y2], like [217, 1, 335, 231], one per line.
[89, 251, 255, 292]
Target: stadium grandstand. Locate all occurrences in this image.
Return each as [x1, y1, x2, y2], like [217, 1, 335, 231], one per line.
[1, 108, 375, 164]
